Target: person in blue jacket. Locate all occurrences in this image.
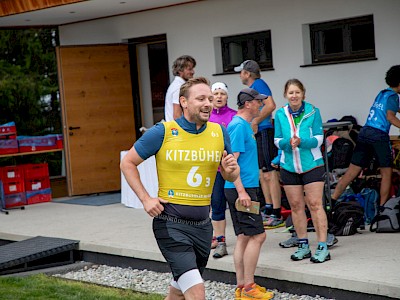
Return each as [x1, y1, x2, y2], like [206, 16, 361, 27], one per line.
[274, 78, 330, 263]
[332, 65, 400, 208]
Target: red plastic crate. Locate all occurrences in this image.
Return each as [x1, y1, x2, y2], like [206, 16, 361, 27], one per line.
[54, 134, 63, 149]
[26, 188, 52, 204]
[3, 192, 26, 208]
[22, 163, 49, 180]
[0, 134, 17, 139]
[0, 139, 19, 155]
[18, 135, 57, 153]
[24, 176, 50, 192]
[0, 122, 17, 136]
[2, 178, 25, 195]
[0, 165, 24, 180]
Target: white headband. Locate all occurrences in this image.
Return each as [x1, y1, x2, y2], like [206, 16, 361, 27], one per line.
[211, 82, 228, 95]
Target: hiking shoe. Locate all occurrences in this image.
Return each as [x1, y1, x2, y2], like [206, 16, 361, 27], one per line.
[241, 283, 274, 299]
[279, 233, 299, 248]
[211, 236, 218, 249]
[310, 245, 331, 263]
[291, 243, 311, 261]
[327, 233, 338, 248]
[261, 212, 271, 223]
[213, 242, 228, 258]
[264, 215, 285, 230]
[235, 287, 242, 300]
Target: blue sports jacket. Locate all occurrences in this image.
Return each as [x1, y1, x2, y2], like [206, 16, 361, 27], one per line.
[274, 101, 324, 174]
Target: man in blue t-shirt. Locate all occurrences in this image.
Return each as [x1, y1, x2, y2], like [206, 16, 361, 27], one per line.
[234, 60, 283, 229]
[332, 65, 400, 208]
[224, 87, 274, 299]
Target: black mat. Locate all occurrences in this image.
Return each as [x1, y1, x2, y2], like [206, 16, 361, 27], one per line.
[54, 192, 121, 206]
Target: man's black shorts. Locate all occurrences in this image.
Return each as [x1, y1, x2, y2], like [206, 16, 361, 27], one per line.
[224, 187, 265, 236]
[152, 216, 212, 281]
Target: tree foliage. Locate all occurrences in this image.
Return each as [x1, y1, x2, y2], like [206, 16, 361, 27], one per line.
[0, 28, 60, 135]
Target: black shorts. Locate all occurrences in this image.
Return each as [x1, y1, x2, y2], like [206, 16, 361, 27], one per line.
[351, 127, 392, 168]
[224, 188, 265, 236]
[152, 215, 212, 281]
[256, 128, 278, 172]
[280, 166, 325, 185]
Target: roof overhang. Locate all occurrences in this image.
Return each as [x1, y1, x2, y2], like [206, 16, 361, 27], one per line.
[0, 0, 202, 28]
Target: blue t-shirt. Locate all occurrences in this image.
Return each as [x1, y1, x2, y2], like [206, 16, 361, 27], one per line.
[134, 116, 232, 159]
[225, 116, 259, 189]
[250, 78, 273, 130]
[364, 88, 399, 133]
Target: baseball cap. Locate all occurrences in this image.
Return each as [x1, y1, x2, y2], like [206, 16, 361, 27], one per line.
[237, 88, 267, 106]
[211, 82, 228, 95]
[234, 60, 260, 74]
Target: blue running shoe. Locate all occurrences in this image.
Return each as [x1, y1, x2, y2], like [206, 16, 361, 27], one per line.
[290, 243, 311, 261]
[310, 245, 331, 263]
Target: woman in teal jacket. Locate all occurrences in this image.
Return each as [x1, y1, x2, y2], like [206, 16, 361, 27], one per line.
[274, 79, 330, 263]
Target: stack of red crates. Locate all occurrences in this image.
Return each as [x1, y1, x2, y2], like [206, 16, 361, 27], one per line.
[0, 163, 52, 208]
[0, 165, 26, 208]
[23, 163, 52, 204]
[0, 122, 18, 155]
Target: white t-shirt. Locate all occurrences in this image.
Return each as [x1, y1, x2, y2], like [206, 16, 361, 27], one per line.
[164, 76, 185, 121]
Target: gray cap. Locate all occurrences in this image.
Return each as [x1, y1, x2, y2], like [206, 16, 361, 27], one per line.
[234, 60, 260, 74]
[237, 88, 267, 106]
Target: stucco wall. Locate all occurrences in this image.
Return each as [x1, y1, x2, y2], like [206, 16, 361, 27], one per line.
[59, 0, 400, 134]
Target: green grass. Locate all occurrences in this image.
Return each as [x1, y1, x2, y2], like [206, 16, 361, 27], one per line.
[0, 274, 164, 300]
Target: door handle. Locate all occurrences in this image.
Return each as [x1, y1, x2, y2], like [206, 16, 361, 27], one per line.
[69, 126, 81, 130]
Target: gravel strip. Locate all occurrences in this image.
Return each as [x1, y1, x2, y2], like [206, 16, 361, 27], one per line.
[54, 264, 334, 300]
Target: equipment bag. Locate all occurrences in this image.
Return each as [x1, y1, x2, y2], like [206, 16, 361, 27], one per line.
[329, 137, 354, 169]
[370, 197, 400, 233]
[329, 201, 365, 236]
[359, 188, 379, 224]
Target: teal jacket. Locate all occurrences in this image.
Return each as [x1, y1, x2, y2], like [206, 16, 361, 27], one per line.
[274, 101, 324, 174]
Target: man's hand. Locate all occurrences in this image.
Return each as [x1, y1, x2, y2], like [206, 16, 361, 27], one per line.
[142, 197, 169, 217]
[220, 150, 239, 182]
[221, 150, 238, 173]
[237, 191, 252, 208]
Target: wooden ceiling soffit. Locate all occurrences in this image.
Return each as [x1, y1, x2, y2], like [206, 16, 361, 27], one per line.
[0, 0, 87, 17]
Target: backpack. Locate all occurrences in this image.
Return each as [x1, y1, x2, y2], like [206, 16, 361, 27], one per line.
[329, 201, 365, 236]
[370, 197, 400, 233]
[328, 137, 354, 170]
[359, 188, 379, 224]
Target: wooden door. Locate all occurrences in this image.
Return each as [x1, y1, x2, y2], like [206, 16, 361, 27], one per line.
[56, 44, 135, 196]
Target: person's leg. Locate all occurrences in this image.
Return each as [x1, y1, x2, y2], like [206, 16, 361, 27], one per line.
[284, 185, 307, 238]
[242, 232, 266, 285]
[211, 172, 227, 249]
[331, 163, 362, 200]
[259, 170, 272, 212]
[304, 181, 327, 243]
[379, 167, 393, 205]
[234, 233, 250, 287]
[265, 129, 282, 215]
[165, 284, 185, 300]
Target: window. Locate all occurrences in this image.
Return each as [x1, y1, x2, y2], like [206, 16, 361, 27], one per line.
[309, 15, 375, 64]
[220, 30, 273, 73]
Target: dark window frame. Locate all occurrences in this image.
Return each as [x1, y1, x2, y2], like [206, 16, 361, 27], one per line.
[309, 15, 375, 65]
[220, 30, 273, 74]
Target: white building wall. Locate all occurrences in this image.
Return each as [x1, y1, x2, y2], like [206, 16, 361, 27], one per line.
[59, 0, 400, 134]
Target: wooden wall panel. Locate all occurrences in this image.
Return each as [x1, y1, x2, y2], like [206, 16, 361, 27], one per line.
[0, 0, 86, 17]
